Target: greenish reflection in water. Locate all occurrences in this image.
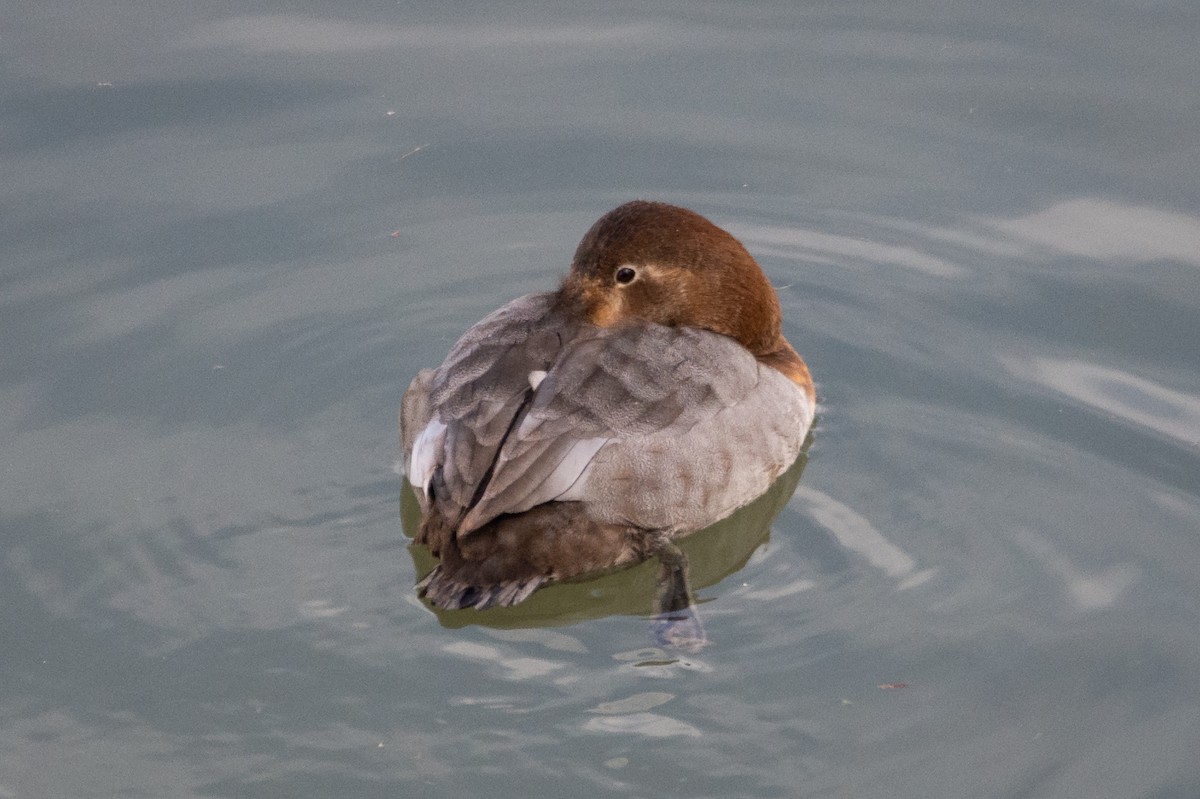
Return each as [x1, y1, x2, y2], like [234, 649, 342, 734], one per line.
[401, 440, 810, 630]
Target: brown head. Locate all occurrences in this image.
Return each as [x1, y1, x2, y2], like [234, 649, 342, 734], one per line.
[559, 201, 814, 397]
[559, 201, 788, 357]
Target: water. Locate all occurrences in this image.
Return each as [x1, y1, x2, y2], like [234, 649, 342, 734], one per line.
[4, 3, 1200, 797]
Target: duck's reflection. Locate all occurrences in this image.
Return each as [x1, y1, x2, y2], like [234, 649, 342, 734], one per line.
[402, 443, 809, 648]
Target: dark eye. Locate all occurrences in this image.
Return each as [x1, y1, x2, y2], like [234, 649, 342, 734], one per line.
[615, 266, 637, 285]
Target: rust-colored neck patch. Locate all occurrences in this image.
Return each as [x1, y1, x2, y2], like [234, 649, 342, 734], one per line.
[758, 341, 815, 401]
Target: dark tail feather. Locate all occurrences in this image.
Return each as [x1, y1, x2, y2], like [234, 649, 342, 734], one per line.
[414, 502, 650, 610]
[417, 566, 546, 610]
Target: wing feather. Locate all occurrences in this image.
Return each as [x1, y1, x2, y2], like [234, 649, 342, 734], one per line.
[402, 295, 809, 541]
[457, 325, 763, 533]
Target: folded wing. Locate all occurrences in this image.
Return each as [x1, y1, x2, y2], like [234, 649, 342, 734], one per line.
[404, 295, 810, 541]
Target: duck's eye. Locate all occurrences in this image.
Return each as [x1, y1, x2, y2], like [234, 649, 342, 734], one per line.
[615, 266, 637, 285]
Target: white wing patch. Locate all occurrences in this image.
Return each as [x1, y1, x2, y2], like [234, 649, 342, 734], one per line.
[407, 418, 447, 499]
[530, 436, 609, 504]
[528, 369, 548, 391]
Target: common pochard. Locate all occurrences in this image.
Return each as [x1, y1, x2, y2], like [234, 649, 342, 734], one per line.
[401, 200, 815, 613]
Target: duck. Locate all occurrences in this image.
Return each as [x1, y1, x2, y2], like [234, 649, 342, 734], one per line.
[400, 200, 816, 618]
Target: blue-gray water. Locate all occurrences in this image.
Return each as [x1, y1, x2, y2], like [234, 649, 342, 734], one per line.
[4, 4, 1200, 797]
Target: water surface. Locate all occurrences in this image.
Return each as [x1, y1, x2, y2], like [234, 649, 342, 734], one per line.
[3, 3, 1200, 797]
